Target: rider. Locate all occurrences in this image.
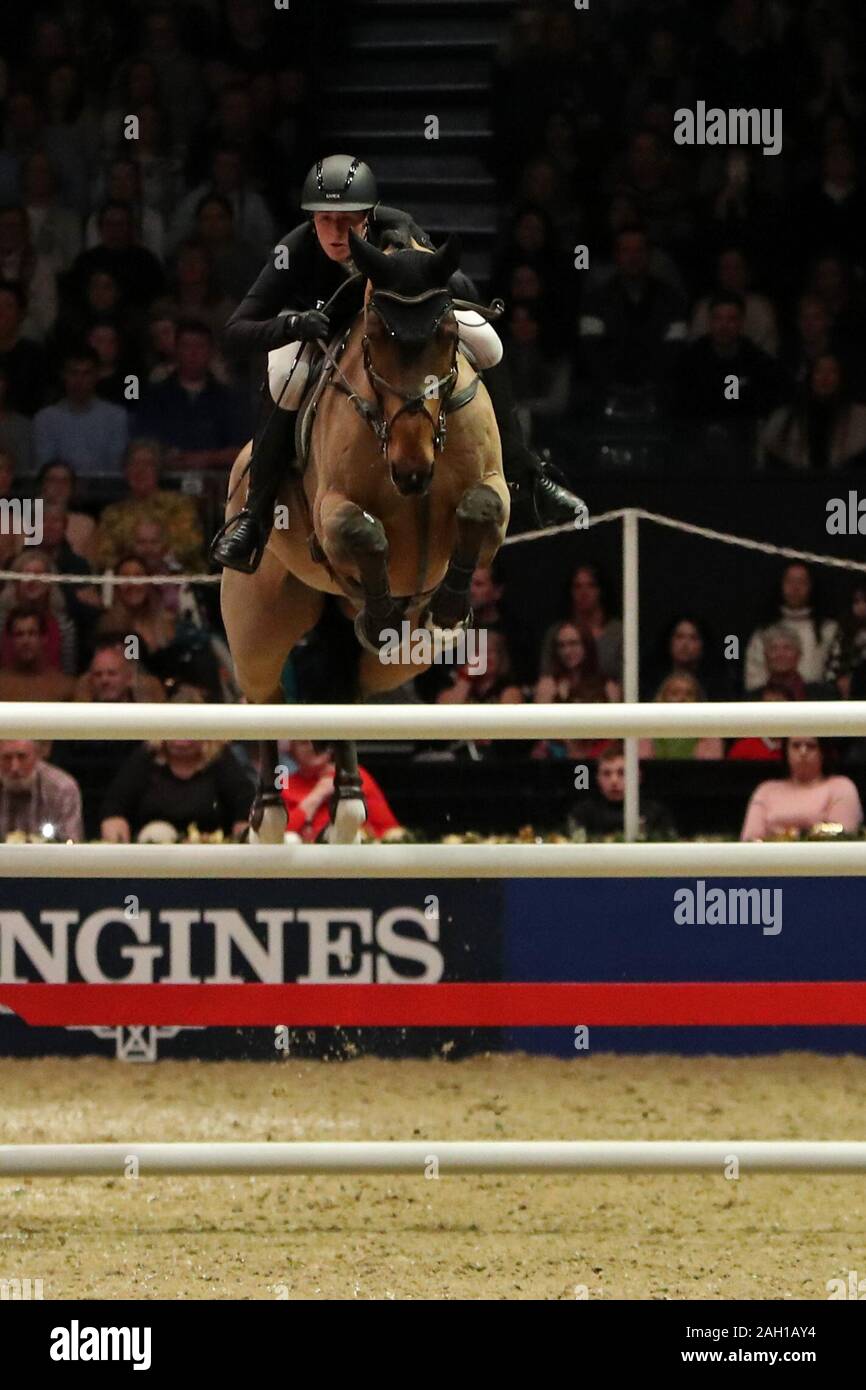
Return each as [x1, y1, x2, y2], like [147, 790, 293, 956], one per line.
[211, 154, 584, 573]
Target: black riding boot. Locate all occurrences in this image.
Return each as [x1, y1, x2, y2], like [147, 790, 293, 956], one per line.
[482, 358, 586, 528]
[211, 406, 298, 574]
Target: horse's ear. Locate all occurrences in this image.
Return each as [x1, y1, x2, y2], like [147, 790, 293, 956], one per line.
[429, 234, 462, 285]
[348, 229, 396, 286]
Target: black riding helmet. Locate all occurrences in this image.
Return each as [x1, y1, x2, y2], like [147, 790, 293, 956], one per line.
[300, 155, 378, 213]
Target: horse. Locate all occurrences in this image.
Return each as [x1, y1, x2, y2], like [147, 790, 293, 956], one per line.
[220, 229, 509, 841]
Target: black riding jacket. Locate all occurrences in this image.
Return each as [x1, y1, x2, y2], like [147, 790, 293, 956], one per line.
[223, 204, 476, 357]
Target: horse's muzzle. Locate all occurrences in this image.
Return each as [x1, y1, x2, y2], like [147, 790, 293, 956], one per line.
[390, 464, 432, 496]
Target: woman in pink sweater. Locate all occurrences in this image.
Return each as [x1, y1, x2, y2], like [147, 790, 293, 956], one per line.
[740, 738, 863, 840]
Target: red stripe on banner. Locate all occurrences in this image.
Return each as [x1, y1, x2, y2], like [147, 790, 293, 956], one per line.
[0, 982, 865, 1027]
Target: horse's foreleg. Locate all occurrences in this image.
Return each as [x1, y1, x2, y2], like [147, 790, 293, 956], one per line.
[319, 493, 404, 654]
[428, 480, 506, 631]
[324, 739, 367, 843]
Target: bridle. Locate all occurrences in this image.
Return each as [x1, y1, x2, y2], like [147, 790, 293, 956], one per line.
[362, 289, 461, 455]
[322, 280, 504, 463]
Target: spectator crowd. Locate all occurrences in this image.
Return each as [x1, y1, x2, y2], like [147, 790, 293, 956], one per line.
[0, 0, 864, 845]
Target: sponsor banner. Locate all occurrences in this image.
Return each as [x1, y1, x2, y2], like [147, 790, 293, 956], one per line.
[0, 877, 503, 1059]
[503, 878, 866, 1056]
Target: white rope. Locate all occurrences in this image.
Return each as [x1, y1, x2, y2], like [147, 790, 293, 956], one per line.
[0, 698, 864, 740]
[0, 842, 862, 878]
[3, 1140, 866, 1175]
[5, 503, 863, 586]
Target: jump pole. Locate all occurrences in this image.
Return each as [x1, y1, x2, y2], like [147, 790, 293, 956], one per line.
[2, 1141, 866, 1176]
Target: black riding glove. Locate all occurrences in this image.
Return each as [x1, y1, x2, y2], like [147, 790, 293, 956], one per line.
[284, 309, 331, 343]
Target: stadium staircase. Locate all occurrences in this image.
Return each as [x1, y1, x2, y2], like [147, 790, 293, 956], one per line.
[319, 0, 514, 288]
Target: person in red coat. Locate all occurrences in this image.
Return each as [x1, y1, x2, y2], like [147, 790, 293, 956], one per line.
[279, 739, 401, 841]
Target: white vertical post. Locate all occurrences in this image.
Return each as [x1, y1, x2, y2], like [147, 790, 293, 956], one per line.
[622, 510, 640, 841]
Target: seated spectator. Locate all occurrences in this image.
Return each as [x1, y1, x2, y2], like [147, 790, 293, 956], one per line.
[66, 199, 165, 310]
[690, 247, 779, 356]
[569, 741, 676, 839]
[761, 354, 866, 470]
[73, 634, 166, 703]
[535, 621, 615, 704]
[504, 304, 570, 438]
[469, 561, 533, 684]
[170, 146, 275, 260]
[95, 438, 205, 571]
[38, 498, 98, 623]
[0, 281, 48, 415]
[544, 562, 623, 686]
[137, 5, 207, 149]
[100, 712, 254, 843]
[0, 204, 58, 340]
[0, 738, 82, 841]
[0, 551, 77, 673]
[36, 460, 95, 561]
[676, 292, 790, 458]
[798, 141, 866, 266]
[728, 683, 791, 761]
[0, 366, 34, 473]
[194, 194, 261, 303]
[0, 605, 74, 700]
[638, 674, 724, 759]
[605, 128, 694, 257]
[781, 293, 838, 387]
[825, 584, 866, 698]
[643, 613, 734, 701]
[584, 193, 687, 300]
[741, 737, 863, 840]
[163, 243, 235, 378]
[133, 320, 248, 469]
[143, 302, 178, 383]
[279, 739, 400, 843]
[437, 629, 524, 705]
[749, 624, 836, 701]
[21, 149, 81, 267]
[491, 204, 570, 308]
[101, 61, 178, 212]
[579, 225, 687, 394]
[86, 157, 165, 259]
[33, 347, 129, 476]
[55, 267, 135, 359]
[744, 562, 838, 691]
[96, 555, 176, 665]
[86, 320, 137, 407]
[515, 156, 583, 252]
[805, 252, 864, 347]
[40, 60, 100, 216]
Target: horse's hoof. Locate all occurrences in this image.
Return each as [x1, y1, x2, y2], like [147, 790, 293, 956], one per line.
[326, 796, 367, 844]
[249, 800, 288, 845]
[423, 607, 474, 654]
[353, 610, 402, 657]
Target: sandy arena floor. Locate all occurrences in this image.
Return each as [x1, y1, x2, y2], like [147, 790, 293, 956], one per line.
[1, 1052, 864, 1300]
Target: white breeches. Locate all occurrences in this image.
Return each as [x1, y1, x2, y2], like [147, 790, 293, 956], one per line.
[266, 312, 503, 409]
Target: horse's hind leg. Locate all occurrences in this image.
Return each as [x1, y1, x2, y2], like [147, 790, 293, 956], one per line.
[221, 549, 324, 841]
[325, 740, 367, 843]
[428, 480, 507, 632]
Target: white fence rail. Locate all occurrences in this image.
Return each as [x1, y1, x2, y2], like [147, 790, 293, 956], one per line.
[2, 1141, 866, 1176]
[2, 700, 866, 741]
